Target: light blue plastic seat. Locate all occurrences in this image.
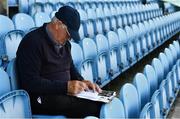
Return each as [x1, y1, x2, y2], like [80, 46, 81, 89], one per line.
[0, 90, 32, 118]
[110, 16, 117, 31]
[18, 0, 29, 13]
[151, 58, 164, 85]
[143, 64, 158, 97]
[94, 34, 110, 86]
[33, 12, 51, 27]
[151, 90, 162, 118]
[85, 20, 96, 38]
[166, 73, 175, 105]
[70, 42, 84, 74]
[138, 23, 148, 56]
[159, 52, 170, 75]
[117, 28, 129, 72]
[43, 2, 54, 16]
[54, 2, 64, 11]
[173, 41, 180, 58]
[125, 26, 136, 65]
[0, 15, 14, 37]
[107, 31, 120, 79]
[119, 83, 140, 118]
[12, 13, 35, 32]
[133, 73, 150, 109]
[2, 30, 24, 66]
[100, 97, 125, 118]
[95, 19, 104, 35]
[102, 17, 111, 34]
[29, 2, 43, 16]
[169, 44, 178, 64]
[171, 68, 179, 96]
[132, 24, 142, 60]
[80, 38, 98, 83]
[0, 68, 11, 95]
[78, 9, 88, 21]
[140, 102, 153, 119]
[87, 8, 97, 20]
[159, 80, 170, 117]
[164, 48, 174, 70]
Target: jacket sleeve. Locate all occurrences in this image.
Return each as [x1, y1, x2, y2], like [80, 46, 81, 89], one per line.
[16, 35, 68, 95]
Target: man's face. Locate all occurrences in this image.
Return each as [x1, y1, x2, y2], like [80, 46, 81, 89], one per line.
[53, 19, 71, 44]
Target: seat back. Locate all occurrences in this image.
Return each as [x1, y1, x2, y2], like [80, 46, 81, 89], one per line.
[95, 34, 110, 85]
[0, 90, 32, 118]
[173, 41, 180, 58]
[100, 97, 125, 118]
[107, 31, 120, 75]
[29, 2, 43, 16]
[158, 52, 169, 75]
[169, 44, 178, 63]
[140, 102, 153, 118]
[119, 83, 140, 118]
[34, 12, 51, 27]
[164, 48, 174, 69]
[143, 64, 158, 97]
[12, 13, 35, 32]
[133, 73, 150, 109]
[117, 28, 128, 70]
[0, 68, 11, 96]
[43, 2, 54, 15]
[80, 38, 98, 83]
[151, 90, 161, 118]
[151, 58, 164, 85]
[3, 30, 25, 61]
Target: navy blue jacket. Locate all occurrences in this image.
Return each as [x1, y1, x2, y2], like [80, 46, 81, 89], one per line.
[16, 24, 84, 96]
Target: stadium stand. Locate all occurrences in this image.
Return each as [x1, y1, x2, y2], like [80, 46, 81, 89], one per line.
[0, 0, 180, 118]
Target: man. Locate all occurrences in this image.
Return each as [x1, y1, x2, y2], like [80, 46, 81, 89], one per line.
[16, 6, 103, 118]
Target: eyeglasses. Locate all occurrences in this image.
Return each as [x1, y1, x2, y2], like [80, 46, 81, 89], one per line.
[54, 19, 71, 37]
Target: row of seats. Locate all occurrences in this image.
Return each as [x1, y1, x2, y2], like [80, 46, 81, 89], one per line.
[0, 11, 179, 85]
[0, 39, 179, 118]
[71, 12, 180, 87]
[27, 1, 160, 17]
[18, 0, 141, 13]
[100, 39, 180, 118]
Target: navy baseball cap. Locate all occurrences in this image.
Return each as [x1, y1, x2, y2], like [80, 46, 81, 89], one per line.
[55, 6, 80, 41]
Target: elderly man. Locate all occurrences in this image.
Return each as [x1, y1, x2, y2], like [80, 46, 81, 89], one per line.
[16, 6, 102, 118]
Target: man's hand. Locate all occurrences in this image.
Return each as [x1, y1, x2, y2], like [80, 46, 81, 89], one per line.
[67, 80, 89, 95]
[67, 80, 102, 95]
[82, 80, 102, 93]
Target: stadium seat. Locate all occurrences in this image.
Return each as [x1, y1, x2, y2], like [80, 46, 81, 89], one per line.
[80, 38, 98, 83]
[33, 12, 51, 27]
[78, 9, 88, 21]
[125, 26, 136, 65]
[0, 68, 11, 96]
[94, 34, 110, 86]
[100, 97, 125, 118]
[132, 24, 142, 60]
[158, 52, 170, 75]
[107, 31, 120, 79]
[0, 90, 32, 118]
[151, 90, 161, 118]
[12, 13, 35, 32]
[166, 73, 175, 105]
[159, 80, 170, 118]
[133, 73, 150, 109]
[117, 28, 129, 71]
[2, 30, 24, 64]
[140, 102, 153, 118]
[43, 2, 54, 16]
[85, 20, 96, 38]
[95, 19, 104, 35]
[0, 15, 14, 37]
[143, 65, 158, 97]
[164, 48, 174, 69]
[29, 2, 43, 16]
[54, 2, 64, 11]
[173, 41, 180, 58]
[119, 83, 140, 118]
[18, 0, 29, 13]
[169, 44, 178, 63]
[151, 58, 164, 85]
[70, 42, 84, 72]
